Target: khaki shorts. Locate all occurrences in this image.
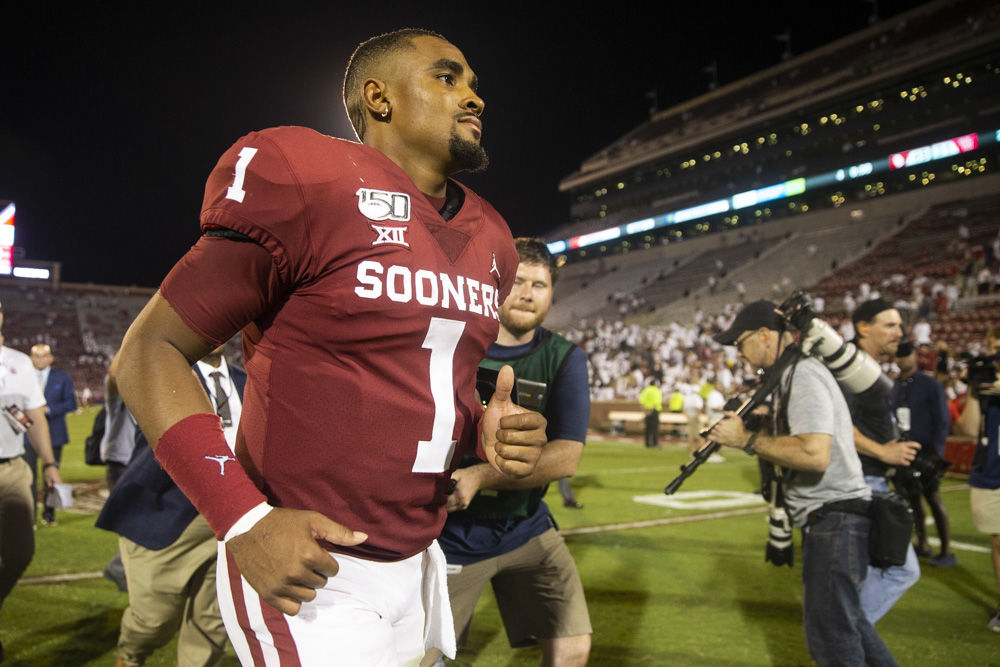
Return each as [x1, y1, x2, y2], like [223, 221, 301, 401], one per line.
[447, 527, 591, 648]
[971, 486, 1000, 534]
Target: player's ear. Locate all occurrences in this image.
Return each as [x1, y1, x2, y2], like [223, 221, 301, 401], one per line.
[362, 78, 390, 121]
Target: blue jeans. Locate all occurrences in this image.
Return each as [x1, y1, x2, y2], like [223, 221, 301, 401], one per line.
[860, 475, 921, 623]
[802, 510, 898, 666]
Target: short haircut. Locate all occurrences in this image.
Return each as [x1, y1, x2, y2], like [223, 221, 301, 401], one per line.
[514, 237, 560, 284]
[343, 28, 446, 140]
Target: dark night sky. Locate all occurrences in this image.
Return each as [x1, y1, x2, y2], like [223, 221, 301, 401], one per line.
[1, 1, 928, 287]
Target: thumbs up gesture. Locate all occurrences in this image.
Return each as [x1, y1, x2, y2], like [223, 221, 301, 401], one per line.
[480, 365, 547, 477]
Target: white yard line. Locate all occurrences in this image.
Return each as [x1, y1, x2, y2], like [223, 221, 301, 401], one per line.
[21, 571, 106, 585]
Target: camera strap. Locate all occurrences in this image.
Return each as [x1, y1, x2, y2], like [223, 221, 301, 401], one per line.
[770, 347, 802, 492]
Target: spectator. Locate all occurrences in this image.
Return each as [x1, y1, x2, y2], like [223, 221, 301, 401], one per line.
[889, 340, 955, 567]
[99, 361, 142, 593]
[844, 292, 857, 316]
[98, 346, 244, 666]
[640, 381, 663, 449]
[978, 264, 992, 295]
[22, 344, 76, 526]
[912, 317, 932, 346]
[954, 325, 1000, 631]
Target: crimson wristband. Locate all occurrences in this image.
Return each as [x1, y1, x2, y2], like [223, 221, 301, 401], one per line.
[154, 412, 268, 540]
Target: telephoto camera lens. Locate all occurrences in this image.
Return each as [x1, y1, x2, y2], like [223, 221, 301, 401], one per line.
[765, 506, 794, 567]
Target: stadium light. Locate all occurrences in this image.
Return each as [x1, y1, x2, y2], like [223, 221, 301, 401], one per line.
[550, 127, 999, 255]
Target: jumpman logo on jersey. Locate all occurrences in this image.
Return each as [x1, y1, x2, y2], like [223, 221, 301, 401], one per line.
[205, 455, 236, 475]
[490, 253, 501, 282]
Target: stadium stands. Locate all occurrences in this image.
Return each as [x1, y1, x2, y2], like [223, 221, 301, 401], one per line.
[0, 283, 152, 401]
[547, 170, 1000, 412]
[558, 0, 1000, 235]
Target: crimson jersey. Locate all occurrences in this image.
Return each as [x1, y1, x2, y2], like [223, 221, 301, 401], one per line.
[161, 126, 518, 561]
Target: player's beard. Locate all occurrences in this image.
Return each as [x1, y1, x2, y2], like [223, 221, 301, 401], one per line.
[449, 134, 489, 173]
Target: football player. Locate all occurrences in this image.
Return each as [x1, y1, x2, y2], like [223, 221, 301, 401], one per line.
[112, 28, 547, 666]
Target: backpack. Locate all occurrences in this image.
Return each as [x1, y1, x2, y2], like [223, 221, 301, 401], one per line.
[84, 405, 107, 466]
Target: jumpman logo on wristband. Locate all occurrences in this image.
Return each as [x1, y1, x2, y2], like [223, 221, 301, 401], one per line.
[205, 455, 236, 475]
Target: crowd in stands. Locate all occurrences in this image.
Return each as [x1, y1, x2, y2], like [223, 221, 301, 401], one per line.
[557, 195, 1000, 441]
[0, 283, 152, 404]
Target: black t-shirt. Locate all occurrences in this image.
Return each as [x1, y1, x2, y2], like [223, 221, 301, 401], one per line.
[842, 386, 895, 477]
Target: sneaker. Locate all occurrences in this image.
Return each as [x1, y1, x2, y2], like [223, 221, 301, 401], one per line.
[914, 545, 933, 558]
[989, 608, 1000, 633]
[103, 562, 128, 593]
[563, 500, 584, 509]
[929, 553, 957, 567]
[707, 453, 725, 463]
[40, 518, 58, 527]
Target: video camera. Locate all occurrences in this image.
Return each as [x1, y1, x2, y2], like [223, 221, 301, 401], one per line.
[960, 352, 999, 387]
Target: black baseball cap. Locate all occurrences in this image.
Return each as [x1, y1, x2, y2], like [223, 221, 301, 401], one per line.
[852, 298, 894, 326]
[713, 300, 785, 345]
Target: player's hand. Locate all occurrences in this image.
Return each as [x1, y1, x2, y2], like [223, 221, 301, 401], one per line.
[481, 365, 547, 478]
[445, 465, 486, 512]
[707, 411, 749, 450]
[880, 439, 921, 466]
[226, 507, 368, 616]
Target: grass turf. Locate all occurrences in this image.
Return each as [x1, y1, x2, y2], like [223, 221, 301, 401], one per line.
[4, 408, 998, 665]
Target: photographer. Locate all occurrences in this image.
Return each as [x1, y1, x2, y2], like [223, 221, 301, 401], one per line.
[708, 301, 898, 666]
[889, 339, 955, 566]
[847, 299, 921, 623]
[953, 325, 1000, 632]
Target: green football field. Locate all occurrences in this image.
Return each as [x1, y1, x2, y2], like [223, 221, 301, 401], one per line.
[5, 407, 998, 665]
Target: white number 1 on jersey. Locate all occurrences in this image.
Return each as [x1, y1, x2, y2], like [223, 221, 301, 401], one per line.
[226, 146, 258, 203]
[412, 317, 465, 473]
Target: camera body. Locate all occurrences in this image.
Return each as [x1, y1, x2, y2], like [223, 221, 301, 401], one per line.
[962, 352, 999, 387]
[476, 366, 546, 410]
[895, 451, 952, 492]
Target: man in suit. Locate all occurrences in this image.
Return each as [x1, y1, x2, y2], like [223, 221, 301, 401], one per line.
[97, 345, 245, 667]
[23, 343, 76, 525]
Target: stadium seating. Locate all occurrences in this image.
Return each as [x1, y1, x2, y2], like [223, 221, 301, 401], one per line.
[0, 283, 152, 401]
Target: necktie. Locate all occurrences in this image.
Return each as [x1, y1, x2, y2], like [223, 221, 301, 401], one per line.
[210, 371, 232, 427]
